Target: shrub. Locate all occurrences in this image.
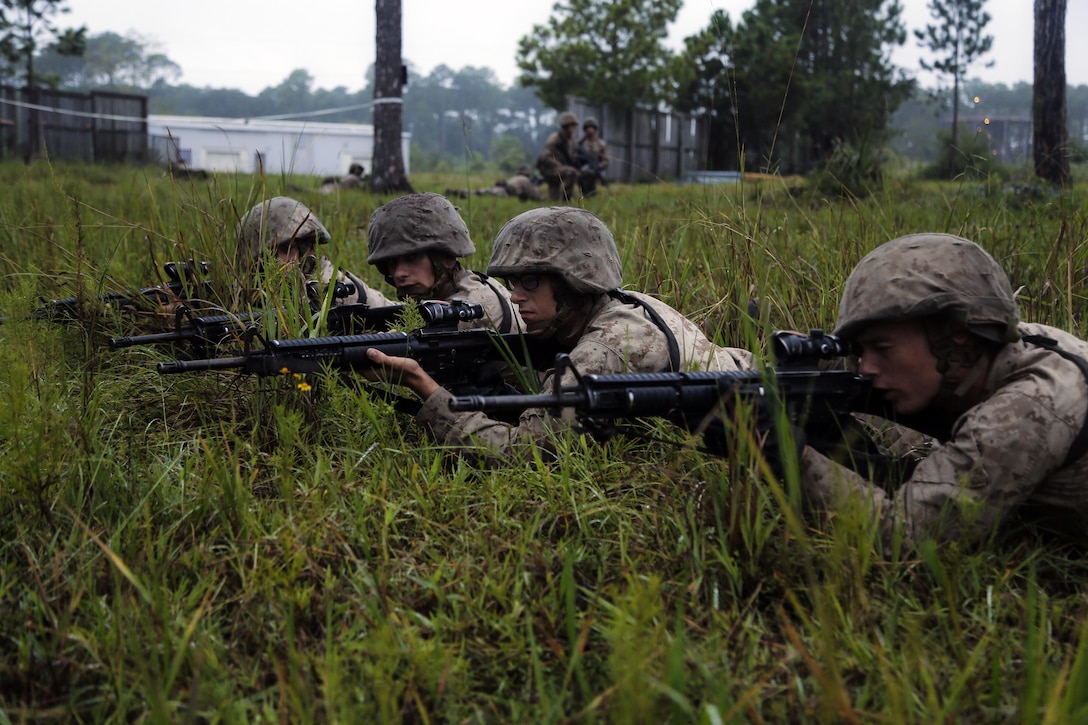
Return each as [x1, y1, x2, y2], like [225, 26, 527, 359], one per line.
[808, 137, 887, 198]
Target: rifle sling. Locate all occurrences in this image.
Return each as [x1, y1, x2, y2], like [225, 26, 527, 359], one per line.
[607, 290, 681, 373]
[1021, 334, 1088, 467]
[472, 271, 515, 334]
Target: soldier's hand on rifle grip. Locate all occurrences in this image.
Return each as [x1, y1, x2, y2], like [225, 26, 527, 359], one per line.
[364, 348, 441, 400]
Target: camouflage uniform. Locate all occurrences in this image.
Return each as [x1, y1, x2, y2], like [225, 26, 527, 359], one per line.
[578, 117, 608, 196]
[800, 234, 1088, 548]
[318, 163, 367, 195]
[444, 167, 544, 202]
[237, 196, 394, 307]
[536, 112, 581, 201]
[415, 207, 754, 462]
[367, 193, 522, 332]
[503, 165, 544, 201]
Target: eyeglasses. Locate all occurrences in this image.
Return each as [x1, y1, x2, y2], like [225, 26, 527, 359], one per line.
[503, 274, 541, 292]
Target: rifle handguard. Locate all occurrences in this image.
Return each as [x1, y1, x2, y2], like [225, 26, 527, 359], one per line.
[158, 356, 248, 374]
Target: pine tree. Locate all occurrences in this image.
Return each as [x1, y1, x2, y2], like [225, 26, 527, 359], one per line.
[1033, 0, 1071, 186]
[371, 0, 412, 193]
[914, 0, 994, 178]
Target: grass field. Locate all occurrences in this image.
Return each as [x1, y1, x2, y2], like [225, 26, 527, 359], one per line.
[2, 160, 1088, 722]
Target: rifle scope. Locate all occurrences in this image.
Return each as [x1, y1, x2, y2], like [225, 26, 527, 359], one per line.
[771, 329, 856, 364]
[418, 300, 483, 326]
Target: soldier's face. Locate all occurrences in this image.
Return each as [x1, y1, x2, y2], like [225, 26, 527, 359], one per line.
[583, 126, 597, 138]
[388, 251, 438, 300]
[507, 274, 557, 334]
[561, 123, 577, 138]
[275, 237, 317, 266]
[856, 320, 943, 416]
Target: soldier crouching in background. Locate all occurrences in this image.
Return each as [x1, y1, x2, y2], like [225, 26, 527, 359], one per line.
[536, 111, 581, 201]
[577, 117, 609, 196]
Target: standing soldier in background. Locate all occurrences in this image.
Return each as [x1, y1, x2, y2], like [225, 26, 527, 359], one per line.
[237, 196, 395, 307]
[577, 117, 609, 197]
[536, 112, 581, 201]
[366, 193, 523, 333]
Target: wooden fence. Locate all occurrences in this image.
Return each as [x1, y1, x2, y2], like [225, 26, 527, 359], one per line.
[0, 86, 148, 163]
[566, 99, 710, 182]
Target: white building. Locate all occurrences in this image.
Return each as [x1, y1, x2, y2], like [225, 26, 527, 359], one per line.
[147, 115, 410, 177]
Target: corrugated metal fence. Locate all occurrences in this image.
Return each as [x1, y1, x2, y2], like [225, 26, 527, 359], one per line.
[0, 86, 148, 163]
[566, 99, 709, 183]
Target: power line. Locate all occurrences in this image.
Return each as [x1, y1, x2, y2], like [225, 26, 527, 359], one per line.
[0, 96, 377, 123]
[0, 96, 146, 123]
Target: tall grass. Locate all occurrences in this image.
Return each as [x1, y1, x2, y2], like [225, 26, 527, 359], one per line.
[1, 160, 1087, 721]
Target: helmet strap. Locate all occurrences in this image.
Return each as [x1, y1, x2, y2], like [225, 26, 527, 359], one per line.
[538, 280, 593, 343]
[924, 318, 991, 405]
[427, 252, 459, 299]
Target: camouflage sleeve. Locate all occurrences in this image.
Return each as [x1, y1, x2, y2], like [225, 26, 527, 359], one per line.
[537, 136, 560, 177]
[801, 383, 1082, 550]
[539, 135, 579, 177]
[720, 346, 755, 371]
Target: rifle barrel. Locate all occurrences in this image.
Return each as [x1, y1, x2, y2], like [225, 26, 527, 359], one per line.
[110, 329, 192, 349]
[158, 356, 248, 374]
[450, 392, 579, 412]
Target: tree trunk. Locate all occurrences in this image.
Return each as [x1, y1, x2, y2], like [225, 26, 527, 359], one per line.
[949, 69, 960, 179]
[25, 16, 40, 163]
[1033, 0, 1071, 186]
[371, 0, 413, 194]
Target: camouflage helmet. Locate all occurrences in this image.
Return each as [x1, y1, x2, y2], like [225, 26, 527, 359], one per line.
[514, 164, 533, 177]
[557, 111, 578, 128]
[583, 116, 599, 130]
[488, 207, 622, 295]
[237, 196, 329, 259]
[366, 192, 475, 265]
[835, 233, 1021, 344]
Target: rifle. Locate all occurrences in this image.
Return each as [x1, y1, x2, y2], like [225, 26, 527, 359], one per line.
[108, 299, 482, 355]
[30, 260, 213, 323]
[575, 145, 608, 187]
[448, 330, 890, 456]
[157, 319, 562, 395]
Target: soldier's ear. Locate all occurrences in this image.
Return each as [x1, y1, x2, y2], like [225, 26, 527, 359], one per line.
[949, 325, 975, 347]
[432, 252, 458, 270]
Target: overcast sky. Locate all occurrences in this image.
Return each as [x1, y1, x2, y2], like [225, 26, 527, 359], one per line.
[62, 0, 1087, 96]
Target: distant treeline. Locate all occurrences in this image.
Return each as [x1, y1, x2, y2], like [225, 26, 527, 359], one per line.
[18, 30, 1088, 172]
[144, 66, 551, 174]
